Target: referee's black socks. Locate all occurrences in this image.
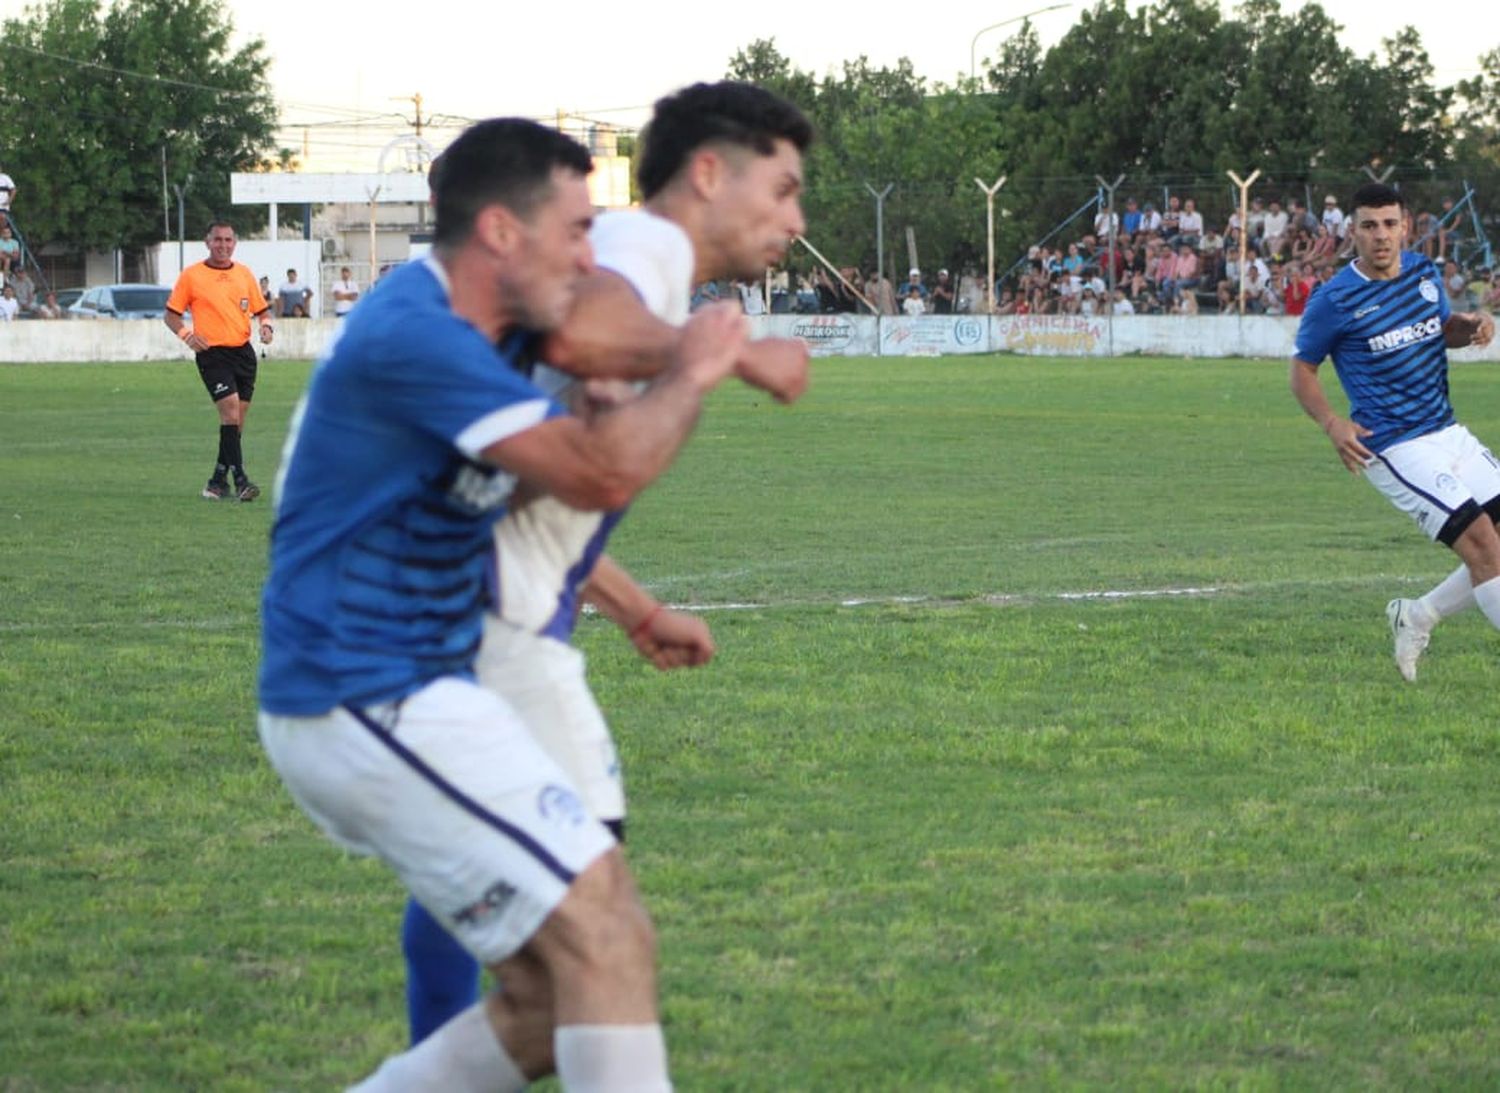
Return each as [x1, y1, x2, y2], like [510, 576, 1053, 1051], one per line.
[218, 424, 243, 472]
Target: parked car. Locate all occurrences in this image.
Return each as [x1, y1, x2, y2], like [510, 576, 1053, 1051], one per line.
[51, 287, 85, 313]
[68, 283, 173, 319]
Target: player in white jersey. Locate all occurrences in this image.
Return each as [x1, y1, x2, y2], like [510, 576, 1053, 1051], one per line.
[401, 80, 818, 1045]
[259, 118, 755, 1093]
[1291, 182, 1495, 681]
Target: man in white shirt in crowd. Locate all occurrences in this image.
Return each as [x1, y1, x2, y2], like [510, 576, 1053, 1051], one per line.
[331, 266, 360, 317]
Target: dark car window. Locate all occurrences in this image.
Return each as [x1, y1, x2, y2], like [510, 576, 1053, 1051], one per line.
[114, 288, 170, 312]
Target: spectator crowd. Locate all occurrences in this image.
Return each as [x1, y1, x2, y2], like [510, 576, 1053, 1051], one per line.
[712, 190, 1496, 321]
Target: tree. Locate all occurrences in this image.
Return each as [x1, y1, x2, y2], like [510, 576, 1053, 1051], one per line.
[723, 4, 1495, 289]
[0, 0, 282, 254]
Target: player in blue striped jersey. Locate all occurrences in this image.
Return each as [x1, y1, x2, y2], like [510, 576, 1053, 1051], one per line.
[1291, 183, 1496, 681]
[258, 118, 751, 1092]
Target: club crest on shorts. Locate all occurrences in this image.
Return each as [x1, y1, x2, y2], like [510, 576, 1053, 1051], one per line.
[1419, 280, 1439, 304]
[537, 784, 587, 827]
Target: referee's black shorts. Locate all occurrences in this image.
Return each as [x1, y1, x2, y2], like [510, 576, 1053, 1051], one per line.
[195, 343, 258, 403]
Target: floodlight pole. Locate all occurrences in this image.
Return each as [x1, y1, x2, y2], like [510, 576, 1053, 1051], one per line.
[864, 182, 893, 300]
[1227, 168, 1261, 316]
[1095, 173, 1125, 354]
[975, 175, 1007, 313]
[970, 4, 1072, 82]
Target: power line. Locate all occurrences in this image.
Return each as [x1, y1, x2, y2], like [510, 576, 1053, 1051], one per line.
[0, 40, 258, 98]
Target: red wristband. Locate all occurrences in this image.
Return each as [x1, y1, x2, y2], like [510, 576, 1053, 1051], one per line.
[629, 604, 664, 642]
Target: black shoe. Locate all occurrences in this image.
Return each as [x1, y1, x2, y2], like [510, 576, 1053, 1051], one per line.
[202, 478, 229, 501]
[234, 476, 261, 502]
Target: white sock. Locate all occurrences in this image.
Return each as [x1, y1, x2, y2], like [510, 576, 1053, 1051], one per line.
[1472, 575, 1500, 631]
[1418, 564, 1475, 624]
[347, 1002, 525, 1093]
[555, 1024, 671, 1093]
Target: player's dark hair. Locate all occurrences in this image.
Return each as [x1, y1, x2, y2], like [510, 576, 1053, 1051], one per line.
[636, 81, 814, 200]
[431, 118, 593, 247]
[205, 219, 235, 235]
[1350, 183, 1405, 214]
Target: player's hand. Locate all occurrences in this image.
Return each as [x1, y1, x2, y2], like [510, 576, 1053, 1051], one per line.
[258, 322, 274, 346]
[735, 337, 810, 404]
[183, 331, 208, 353]
[1468, 311, 1495, 349]
[675, 302, 747, 393]
[630, 607, 715, 671]
[1325, 416, 1375, 473]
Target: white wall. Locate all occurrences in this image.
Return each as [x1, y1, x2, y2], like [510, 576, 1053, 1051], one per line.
[4, 314, 1497, 365]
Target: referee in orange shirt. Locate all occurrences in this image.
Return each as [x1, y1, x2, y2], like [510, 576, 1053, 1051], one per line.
[164, 220, 275, 501]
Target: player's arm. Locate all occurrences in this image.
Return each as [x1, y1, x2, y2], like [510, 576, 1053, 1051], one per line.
[1444, 312, 1495, 349]
[539, 269, 680, 380]
[482, 303, 745, 511]
[163, 305, 208, 353]
[583, 554, 714, 670]
[1289, 357, 1372, 473]
[542, 268, 810, 404]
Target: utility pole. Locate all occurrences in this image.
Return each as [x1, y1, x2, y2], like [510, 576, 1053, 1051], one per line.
[975, 175, 1007, 313]
[393, 93, 429, 139]
[393, 94, 432, 229]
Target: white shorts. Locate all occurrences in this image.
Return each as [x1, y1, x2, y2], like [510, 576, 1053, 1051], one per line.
[1367, 423, 1500, 543]
[258, 678, 615, 965]
[494, 495, 608, 634]
[475, 617, 625, 824]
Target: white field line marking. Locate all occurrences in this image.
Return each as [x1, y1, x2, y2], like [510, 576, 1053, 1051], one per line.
[675, 585, 1225, 613]
[0, 575, 1429, 633]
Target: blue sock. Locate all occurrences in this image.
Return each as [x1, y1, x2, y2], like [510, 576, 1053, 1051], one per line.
[402, 897, 481, 1045]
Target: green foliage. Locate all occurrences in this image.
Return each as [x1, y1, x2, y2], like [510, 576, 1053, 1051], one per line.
[1450, 47, 1500, 214]
[0, 0, 281, 252]
[725, 4, 1498, 282]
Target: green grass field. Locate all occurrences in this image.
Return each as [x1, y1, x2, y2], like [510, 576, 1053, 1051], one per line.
[3, 354, 1499, 1090]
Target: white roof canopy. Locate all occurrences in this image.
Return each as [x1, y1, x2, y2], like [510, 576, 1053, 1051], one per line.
[230, 172, 428, 204]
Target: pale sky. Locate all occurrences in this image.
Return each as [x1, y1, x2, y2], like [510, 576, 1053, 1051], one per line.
[4, 0, 1495, 170]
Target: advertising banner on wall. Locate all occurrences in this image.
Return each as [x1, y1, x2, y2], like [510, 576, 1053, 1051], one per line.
[880, 315, 990, 356]
[990, 315, 1109, 357]
[758, 313, 878, 357]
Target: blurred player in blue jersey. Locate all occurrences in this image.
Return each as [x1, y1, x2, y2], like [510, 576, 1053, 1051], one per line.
[402, 80, 815, 1045]
[257, 117, 752, 1092]
[1291, 183, 1496, 681]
